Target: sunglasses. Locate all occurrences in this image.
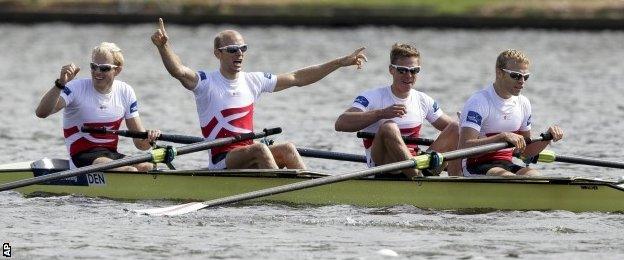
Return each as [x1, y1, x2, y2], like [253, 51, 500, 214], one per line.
[218, 44, 248, 54]
[501, 68, 530, 81]
[90, 62, 118, 72]
[391, 64, 421, 75]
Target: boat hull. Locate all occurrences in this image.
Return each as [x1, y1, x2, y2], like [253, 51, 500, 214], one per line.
[2, 168, 623, 213]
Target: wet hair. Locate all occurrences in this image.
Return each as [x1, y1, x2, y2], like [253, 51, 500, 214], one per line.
[214, 30, 242, 50]
[92, 42, 124, 66]
[390, 43, 420, 64]
[496, 49, 530, 69]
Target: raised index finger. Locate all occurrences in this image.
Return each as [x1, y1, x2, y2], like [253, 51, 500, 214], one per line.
[158, 18, 166, 32]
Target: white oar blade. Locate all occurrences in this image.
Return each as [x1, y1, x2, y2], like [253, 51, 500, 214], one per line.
[134, 202, 208, 216]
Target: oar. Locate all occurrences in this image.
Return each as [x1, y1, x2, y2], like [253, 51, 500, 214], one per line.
[356, 132, 434, 146]
[0, 128, 282, 192]
[81, 127, 204, 144]
[134, 134, 551, 216]
[530, 150, 624, 169]
[84, 127, 368, 163]
[296, 148, 366, 163]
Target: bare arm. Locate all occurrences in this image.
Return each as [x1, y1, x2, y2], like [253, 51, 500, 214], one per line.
[335, 107, 380, 132]
[430, 114, 455, 132]
[125, 116, 161, 151]
[274, 47, 367, 92]
[35, 87, 66, 118]
[36, 63, 79, 118]
[458, 127, 527, 153]
[335, 104, 408, 132]
[152, 18, 198, 90]
[522, 125, 564, 158]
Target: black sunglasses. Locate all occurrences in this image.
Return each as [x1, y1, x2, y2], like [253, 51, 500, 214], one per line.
[391, 64, 421, 75]
[218, 44, 248, 54]
[90, 62, 118, 73]
[501, 68, 530, 81]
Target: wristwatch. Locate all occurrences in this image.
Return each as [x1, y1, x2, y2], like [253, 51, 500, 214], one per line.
[54, 79, 65, 90]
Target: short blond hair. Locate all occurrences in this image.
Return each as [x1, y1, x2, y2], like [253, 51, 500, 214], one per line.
[496, 49, 530, 69]
[92, 42, 124, 66]
[214, 30, 243, 50]
[390, 43, 420, 64]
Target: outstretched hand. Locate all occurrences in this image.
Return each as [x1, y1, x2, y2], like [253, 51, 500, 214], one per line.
[151, 18, 169, 47]
[59, 63, 80, 85]
[341, 47, 368, 69]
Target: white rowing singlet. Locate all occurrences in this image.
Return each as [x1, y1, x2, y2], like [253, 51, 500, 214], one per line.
[61, 78, 139, 156]
[351, 86, 442, 167]
[193, 70, 277, 169]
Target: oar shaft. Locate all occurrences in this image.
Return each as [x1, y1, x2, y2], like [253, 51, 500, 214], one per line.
[356, 132, 434, 146]
[83, 127, 367, 163]
[0, 128, 282, 192]
[555, 155, 624, 169]
[296, 148, 366, 163]
[202, 160, 416, 208]
[156, 133, 204, 144]
[81, 127, 205, 144]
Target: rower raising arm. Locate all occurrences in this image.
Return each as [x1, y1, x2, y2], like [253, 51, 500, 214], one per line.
[151, 18, 197, 90]
[35, 42, 161, 171]
[151, 18, 368, 170]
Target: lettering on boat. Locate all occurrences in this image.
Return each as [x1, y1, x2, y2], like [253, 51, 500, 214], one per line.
[86, 172, 106, 186]
[580, 185, 598, 190]
[33, 169, 105, 186]
[61, 176, 78, 182]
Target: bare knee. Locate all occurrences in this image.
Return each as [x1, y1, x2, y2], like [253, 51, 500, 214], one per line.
[378, 121, 400, 137]
[273, 142, 297, 154]
[486, 167, 515, 176]
[251, 143, 274, 161]
[92, 157, 113, 165]
[135, 162, 154, 172]
[270, 142, 305, 169]
[517, 167, 539, 176]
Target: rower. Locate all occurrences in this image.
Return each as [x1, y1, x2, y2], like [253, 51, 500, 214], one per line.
[334, 43, 461, 178]
[35, 42, 161, 171]
[458, 49, 564, 176]
[150, 18, 368, 170]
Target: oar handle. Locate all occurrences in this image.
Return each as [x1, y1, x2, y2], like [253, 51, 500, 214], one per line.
[538, 132, 553, 142]
[356, 132, 434, 146]
[81, 127, 205, 144]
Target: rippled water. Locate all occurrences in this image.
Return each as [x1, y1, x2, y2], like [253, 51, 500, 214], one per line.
[1, 23, 624, 259]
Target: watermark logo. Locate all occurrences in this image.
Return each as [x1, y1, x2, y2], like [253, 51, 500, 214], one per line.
[2, 243, 10, 257]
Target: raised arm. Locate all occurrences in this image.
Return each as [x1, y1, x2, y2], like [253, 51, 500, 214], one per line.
[35, 63, 78, 118]
[274, 47, 367, 92]
[151, 18, 198, 90]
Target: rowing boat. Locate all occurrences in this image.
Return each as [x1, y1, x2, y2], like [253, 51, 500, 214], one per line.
[1, 158, 624, 213]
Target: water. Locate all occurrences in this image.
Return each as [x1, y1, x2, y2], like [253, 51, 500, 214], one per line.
[1, 23, 624, 259]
